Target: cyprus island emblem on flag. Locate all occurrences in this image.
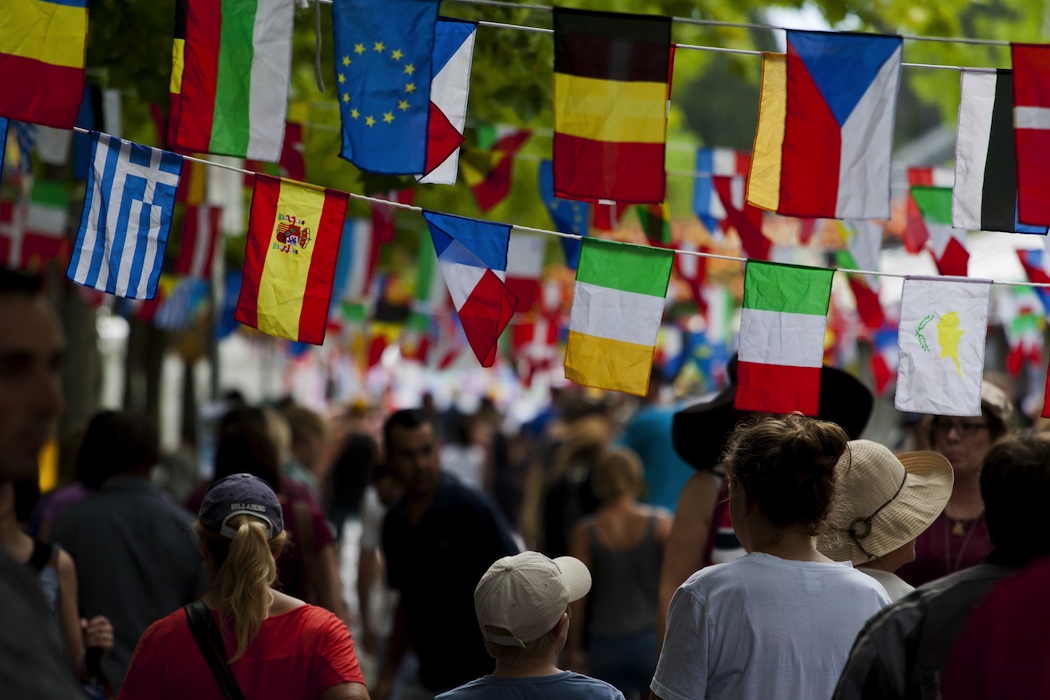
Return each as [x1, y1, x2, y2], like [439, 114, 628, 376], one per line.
[895, 278, 991, 416]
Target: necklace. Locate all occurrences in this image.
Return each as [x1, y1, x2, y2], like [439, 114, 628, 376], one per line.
[944, 512, 982, 574]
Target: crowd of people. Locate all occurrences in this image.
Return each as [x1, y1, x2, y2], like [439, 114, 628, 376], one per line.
[3, 266, 1050, 699]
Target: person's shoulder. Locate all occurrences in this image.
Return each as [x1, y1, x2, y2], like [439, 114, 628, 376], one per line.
[139, 607, 192, 645]
[558, 672, 626, 698]
[435, 676, 491, 700]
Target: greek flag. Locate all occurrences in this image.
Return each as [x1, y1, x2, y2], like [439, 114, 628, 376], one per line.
[67, 133, 183, 299]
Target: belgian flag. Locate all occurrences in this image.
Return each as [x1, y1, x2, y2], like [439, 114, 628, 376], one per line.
[553, 8, 672, 205]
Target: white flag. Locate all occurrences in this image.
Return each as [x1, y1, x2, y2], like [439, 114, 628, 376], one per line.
[895, 277, 991, 415]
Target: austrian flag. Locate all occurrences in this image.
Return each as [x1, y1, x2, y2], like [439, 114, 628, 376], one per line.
[735, 261, 834, 415]
[422, 211, 517, 368]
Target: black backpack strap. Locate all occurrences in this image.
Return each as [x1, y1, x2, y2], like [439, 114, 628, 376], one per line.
[184, 602, 247, 700]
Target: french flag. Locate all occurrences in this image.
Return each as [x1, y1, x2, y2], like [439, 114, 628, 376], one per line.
[422, 211, 518, 367]
[780, 31, 903, 220]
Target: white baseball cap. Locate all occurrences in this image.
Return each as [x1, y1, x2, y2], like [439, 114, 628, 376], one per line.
[474, 552, 591, 648]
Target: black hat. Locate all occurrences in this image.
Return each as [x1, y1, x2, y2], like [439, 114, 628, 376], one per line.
[672, 355, 874, 470]
[199, 473, 284, 539]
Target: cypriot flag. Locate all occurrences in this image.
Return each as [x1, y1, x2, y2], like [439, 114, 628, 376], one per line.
[895, 276, 991, 415]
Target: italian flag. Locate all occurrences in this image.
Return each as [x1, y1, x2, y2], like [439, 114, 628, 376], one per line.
[168, 0, 294, 160]
[735, 261, 834, 415]
[564, 238, 673, 396]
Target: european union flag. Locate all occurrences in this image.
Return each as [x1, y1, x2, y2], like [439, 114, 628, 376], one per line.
[538, 160, 589, 270]
[332, 0, 440, 174]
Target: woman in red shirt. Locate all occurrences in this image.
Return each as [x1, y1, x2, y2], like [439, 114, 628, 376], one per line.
[119, 474, 368, 700]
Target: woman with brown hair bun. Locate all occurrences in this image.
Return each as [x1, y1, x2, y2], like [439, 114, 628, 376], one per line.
[119, 474, 368, 700]
[651, 415, 889, 700]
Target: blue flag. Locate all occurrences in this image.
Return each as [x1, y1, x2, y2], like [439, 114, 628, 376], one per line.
[538, 160, 589, 270]
[332, 0, 440, 174]
[67, 133, 183, 299]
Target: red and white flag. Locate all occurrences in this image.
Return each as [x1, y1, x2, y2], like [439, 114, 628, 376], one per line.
[1013, 44, 1050, 226]
[175, 205, 221, 279]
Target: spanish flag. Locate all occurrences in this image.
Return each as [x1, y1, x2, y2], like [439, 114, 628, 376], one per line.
[0, 0, 87, 128]
[236, 176, 350, 345]
[552, 8, 671, 204]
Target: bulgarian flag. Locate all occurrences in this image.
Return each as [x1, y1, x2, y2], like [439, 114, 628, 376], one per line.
[912, 185, 968, 277]
[735, 261, 834, 415]
[235, 175, 350, 344]
[564, 238, 674, 396]
[168, 0, 294, 160]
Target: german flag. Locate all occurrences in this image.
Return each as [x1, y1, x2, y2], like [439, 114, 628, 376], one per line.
[553, 8, 671, 205]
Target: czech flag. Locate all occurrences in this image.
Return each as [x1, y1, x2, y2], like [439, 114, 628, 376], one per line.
[779, 31, 902, 220]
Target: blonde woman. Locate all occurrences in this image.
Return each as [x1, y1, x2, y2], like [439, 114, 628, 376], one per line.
[567, 447, 671, 698]
[119, 474, 369, 700]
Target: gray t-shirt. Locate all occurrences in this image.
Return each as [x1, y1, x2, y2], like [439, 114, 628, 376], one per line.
[438, 671, 625, 700]
[0, 549, 83, 699]
[652, 552, 890, 700]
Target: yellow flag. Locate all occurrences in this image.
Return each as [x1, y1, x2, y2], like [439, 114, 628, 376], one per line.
[747, 53, 786, 212]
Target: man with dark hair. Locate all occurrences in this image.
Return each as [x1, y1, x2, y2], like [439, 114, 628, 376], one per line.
[53, 411, 207, 691]
[373, 409, 519, 700]
[833, 434, 1050, 700]
[0, 268, 83, 698]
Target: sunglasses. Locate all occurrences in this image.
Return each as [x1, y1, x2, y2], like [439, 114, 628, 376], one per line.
[932, 420, 989, 437]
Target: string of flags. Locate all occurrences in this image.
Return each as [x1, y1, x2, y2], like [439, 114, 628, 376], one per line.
[7, 1, 1050, 416]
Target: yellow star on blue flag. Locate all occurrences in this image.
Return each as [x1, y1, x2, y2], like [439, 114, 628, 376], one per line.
[332, 0, 440, 174]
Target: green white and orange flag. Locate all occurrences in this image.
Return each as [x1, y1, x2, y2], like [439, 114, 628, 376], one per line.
[236, 175, 349, 344]
[735, 261, 833, 415]
[168, 0, 294, 160]
[564, 238, 673, 396]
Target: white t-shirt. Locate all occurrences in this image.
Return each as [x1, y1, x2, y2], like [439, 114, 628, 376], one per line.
[859, 567, 915, 603]
[651, 552, 890, 700]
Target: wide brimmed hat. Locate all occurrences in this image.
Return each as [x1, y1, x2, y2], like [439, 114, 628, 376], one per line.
[672, 355, 874, 471]
[819, 440, 954, 565]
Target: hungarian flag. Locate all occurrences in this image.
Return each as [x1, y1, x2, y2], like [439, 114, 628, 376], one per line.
[236, 176, 350, 344]
[417, 19, 476, 185]
[0, 0, 87, 128]
[904, 166, 953, 253]
[168, 0, 294, 160]
[912, 185, 968, 276]
[422, 211, 517, 367]
[552, 8, 671, 204]
[1012, 45, 1050, 227]
[778, 31, 902, 219]
[953, 70, 1047, 234]
[462, 129, 530, 213]
[736, 261, 834, 415]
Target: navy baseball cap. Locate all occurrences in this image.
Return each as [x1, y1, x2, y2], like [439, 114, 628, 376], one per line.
[199, 473, 284, 539]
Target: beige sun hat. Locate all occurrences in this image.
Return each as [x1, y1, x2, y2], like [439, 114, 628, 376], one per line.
[819, 440, 954, 565]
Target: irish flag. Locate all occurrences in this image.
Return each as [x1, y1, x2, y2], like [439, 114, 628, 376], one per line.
[168, 0, 294, 160]
[564, 238, 673, 396]
[235, 176, 349, 344]
[735, 261, 834, 415]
